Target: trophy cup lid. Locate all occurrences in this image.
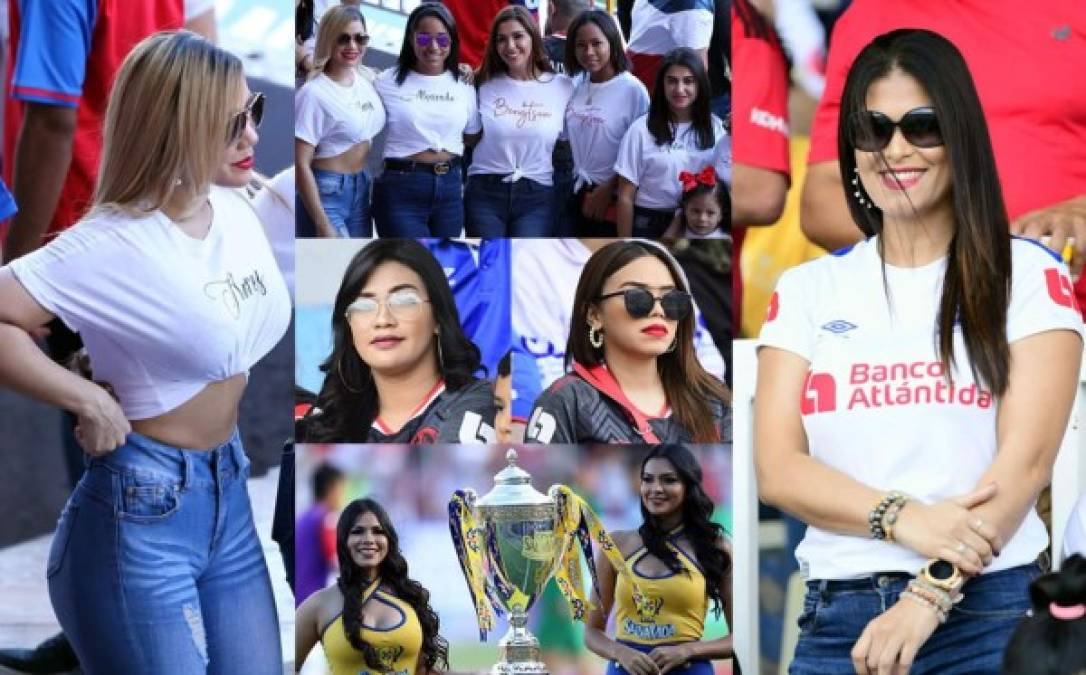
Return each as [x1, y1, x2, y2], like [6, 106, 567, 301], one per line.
[476, 449, 551, 508]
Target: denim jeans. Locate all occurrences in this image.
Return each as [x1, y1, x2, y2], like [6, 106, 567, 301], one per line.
[371, 163, 464, 238]
[296, 167, 370, 237]
[47, 430, 282, 675]
[464, 174, 555, 237]
[604, 640, 714, 674]
[633, 205, 676, 239]
[552, 142, 575, 237]
[790, 563, 1040, 675]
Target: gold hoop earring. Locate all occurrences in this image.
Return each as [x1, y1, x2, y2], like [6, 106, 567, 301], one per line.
[337, 352, 364, 394]
[589, 325, 604, 349]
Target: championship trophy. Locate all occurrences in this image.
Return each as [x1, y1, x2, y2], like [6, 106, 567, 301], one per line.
[448, 449, 625, 674]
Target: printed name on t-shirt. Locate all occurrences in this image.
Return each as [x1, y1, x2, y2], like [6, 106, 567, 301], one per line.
[204, 270, 268, 319]
[417, 89, 456, 103]
[801, 360, 993, 415]
[353, 101, 375, 113]
[569, 107, 606, 128]
[493, 98, 551, 128]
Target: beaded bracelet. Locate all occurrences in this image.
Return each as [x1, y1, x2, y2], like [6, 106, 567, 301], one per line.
[901, 589, 949, 624]
[906, 580, 954, 615]
[869, 491, 906, 540]
[881, 495, 910, 543]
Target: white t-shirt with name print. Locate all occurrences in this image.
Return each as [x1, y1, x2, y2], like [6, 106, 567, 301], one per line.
[9, 186, 293, 421]
[759, 237, 1085, 580]
[467, 73, 575, 186]
[295, 71, 386, 159]
[566, 71, 650, 191]
[615, 114, 725, 209]
[374, 68, 478, 159]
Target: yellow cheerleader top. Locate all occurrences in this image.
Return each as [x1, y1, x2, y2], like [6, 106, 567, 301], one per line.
[614, 533, 708, 645]
[321, 579, 423, 675]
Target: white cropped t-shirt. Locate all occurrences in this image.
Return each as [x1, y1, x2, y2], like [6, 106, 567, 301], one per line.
[295, 71, 386, 159]
[10, 186, 293, 420]
[565, 71, 649, 191]
[759, 237, 1085, 579]
[467, 73, 574, 185]
[374, 68, 478, 159]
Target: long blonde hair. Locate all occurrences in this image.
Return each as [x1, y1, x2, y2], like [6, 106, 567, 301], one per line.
[93, 31, 244, 217]
[310, 5, 367, 79]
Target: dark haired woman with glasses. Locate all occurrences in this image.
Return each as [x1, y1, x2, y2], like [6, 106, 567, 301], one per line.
[372, 3, 476, 237]
[564, 10, 650, 235]
[524, 240, 729, 444]
[756, 30, 1082, 673]
[296, 5, 386, 238]
[615, 47, 725, 239]
[298, 239, 497, 443]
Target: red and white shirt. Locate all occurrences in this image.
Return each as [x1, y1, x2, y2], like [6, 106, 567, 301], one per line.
[759, 237, 1084, 579]
[627, 0, 714, 93]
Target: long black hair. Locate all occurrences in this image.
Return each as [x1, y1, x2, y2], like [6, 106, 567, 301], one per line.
[336, 499, 449, 671]
[395, 3, 462, 85]
[563, 9, 630, 78]
[567, 241, 730, 443]
[647, 47, 716, 150]
[1003, 554, 1086, 675]
[838, 29, 1011, 394]
[304, 239, 482, 441]
[638, 445, 730, 617]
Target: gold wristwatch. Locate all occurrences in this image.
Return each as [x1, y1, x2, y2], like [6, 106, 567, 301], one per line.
[920, 558, 964, 594]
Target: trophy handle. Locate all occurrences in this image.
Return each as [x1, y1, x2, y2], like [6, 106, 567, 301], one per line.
[464, 488, 478, 509]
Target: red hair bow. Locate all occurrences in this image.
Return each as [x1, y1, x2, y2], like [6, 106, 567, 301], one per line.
[679, 166, 717, 193]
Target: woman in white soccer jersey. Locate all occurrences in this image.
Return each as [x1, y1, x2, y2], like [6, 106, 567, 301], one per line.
[755, 29, 1082, 674]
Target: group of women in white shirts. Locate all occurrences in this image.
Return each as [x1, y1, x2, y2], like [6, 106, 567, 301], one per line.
[295, 2, 729, 239]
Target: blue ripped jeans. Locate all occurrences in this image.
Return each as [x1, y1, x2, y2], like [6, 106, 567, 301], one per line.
[790, 563, 1040, 675]
[296, 167, 371, 238]
[47, 430, 282, 675]
[605, 640, 713, 674]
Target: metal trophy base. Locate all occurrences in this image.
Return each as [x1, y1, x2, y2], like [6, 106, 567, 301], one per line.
[492, 621, 549, 674]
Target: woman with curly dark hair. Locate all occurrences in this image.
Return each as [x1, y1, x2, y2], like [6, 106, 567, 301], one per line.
[296, 498, 449, 674]
[524, 240, 729, 444]
[297, 239, 496, 443]
[585, 445, 734, 674]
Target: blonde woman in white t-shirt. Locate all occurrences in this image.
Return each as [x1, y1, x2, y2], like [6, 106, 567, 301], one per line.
[295, 5, 386, 238]
[0, 32, 290, 673]
[755, 30, 1082, 674]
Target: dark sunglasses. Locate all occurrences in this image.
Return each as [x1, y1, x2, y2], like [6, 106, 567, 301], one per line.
[415, 33, 451, 49]
[336, 32, 370, 47]
[849, 107, 942, 152]
[597, 287, 692, 321]
[227, 92, 264, 144]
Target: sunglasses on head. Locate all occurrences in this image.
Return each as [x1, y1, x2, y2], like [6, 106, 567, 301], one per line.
[415, 33, 451, 49]
[597, 287, 692, 321]
[849, 107, 943, 152]
[227, 92, 264, 145]
[336, 32, 370, 47]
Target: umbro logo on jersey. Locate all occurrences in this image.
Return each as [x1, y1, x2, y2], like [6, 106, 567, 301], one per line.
[1052, 25, 1071, 41]
[801, 372, 836, 415]
[821, 320, 857, 334]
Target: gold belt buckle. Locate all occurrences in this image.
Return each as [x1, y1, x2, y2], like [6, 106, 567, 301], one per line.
[434, 162, 450, 176]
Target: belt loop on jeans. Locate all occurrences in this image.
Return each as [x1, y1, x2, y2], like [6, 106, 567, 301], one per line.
[817, 579, 830, 601]
[180, 449, 192, 490]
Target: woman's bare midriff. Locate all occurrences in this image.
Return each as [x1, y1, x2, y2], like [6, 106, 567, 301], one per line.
[312, 140, 371, 175]
[131, 373, 248, 450]
[403, 149, 456, 163]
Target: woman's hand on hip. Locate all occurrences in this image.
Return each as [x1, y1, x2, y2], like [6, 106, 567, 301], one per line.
[614, 644, 661, 675]
[648, 643, 693, 674]
[74, 381, 130, 456]
[891, 483, 1003, 575]
[851, 597, 940, 675]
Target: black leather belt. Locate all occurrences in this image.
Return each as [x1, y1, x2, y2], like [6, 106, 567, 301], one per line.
[383, 157, 461, 175]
